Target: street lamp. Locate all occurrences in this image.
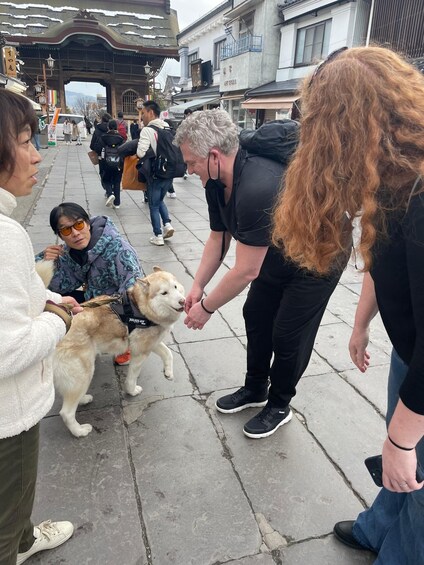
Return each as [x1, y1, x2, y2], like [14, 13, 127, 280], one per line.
[34, 54, 55, 122]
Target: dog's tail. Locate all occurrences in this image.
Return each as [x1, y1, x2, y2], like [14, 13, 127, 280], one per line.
[35, 260, 54, 288]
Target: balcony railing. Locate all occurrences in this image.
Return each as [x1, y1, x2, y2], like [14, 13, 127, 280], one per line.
[221, 35, 263, 60]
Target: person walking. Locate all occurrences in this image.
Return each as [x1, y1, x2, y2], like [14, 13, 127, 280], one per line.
[174, 109, 349, 438]
[0, 89, 80, 565]
[99, 119, 124, 208]
[63, 118, 72, 145]
[136, 100, 174, 246]
[272, 45, 424, 564]
[90, 113, 112, 191]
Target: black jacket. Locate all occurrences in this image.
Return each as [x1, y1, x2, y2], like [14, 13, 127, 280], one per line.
[90, 122, 109, 155]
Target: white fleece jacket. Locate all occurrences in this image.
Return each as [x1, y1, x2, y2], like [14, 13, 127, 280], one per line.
[136, 118, 170, 159]
[0, 188, 66, 438]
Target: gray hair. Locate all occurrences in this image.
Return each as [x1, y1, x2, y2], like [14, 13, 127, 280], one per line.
[174, 109, 239, 157]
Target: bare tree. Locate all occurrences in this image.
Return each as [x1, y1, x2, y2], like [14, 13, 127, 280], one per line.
[71, 95, 94, 117]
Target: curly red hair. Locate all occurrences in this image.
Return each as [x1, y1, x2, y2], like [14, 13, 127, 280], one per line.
[272, 46, 424, 274]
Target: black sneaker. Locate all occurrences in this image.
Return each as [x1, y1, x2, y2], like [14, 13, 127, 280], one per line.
[333, 521, 375, 552]
[215, 387, 268, 414]
[243, 404, 292, 438]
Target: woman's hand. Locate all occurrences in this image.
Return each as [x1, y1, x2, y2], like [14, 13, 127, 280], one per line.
[43, 244, 64, 261]
[61, 296, 84, 314]
[349, 325, 371, 372]
[382, 438, 423, 492]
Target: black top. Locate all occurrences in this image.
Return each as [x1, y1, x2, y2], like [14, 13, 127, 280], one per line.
[205, 149, 284, 246]
[371, 191, 424, 415]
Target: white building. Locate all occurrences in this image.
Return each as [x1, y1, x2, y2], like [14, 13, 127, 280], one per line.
[169, 0, 231, 120]
[243, 0, 371, 124]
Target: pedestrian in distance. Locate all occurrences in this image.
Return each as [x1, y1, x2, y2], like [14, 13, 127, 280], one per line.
[182, 108, 193, 179]
[90, 112, 112, 188]
[130, 119, 140, 140]
[136, 100, 175, 246]
[116, 111, 128, 141]
[36, 201, 142, 366]
[84, 115, 92, 135]
[71, 119, 81, 145]
[63, 118, 72, 145]
[272, 45, 424, 564]
[174, 109, 349, 438]
[99, 119, 124, 209]
[0, 89, 81, 565]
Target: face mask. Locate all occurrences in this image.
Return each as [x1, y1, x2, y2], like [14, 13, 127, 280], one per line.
[205, 153, 226, 196]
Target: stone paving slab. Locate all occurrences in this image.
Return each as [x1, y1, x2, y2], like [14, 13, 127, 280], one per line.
[128, 396, 261, 565]
[33, 407, 146, 565]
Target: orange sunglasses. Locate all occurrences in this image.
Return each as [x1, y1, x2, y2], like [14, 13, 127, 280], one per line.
[58, 219, 86, 237]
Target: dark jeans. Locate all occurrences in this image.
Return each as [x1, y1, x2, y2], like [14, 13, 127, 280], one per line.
[101, 167, 122, 206]
[0, 424, 39, 564]
[353, 350, 424, 563]
[147, 178, 172, 235]
[243, 249, 343, 407]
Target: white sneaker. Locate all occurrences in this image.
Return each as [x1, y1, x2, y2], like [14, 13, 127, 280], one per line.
[184, 173, 188, 180]
[150, 234, 164, 246]
[167, 192, 177, 198]
[105, 194, 115, 207]
[16, 520, 74, 565]
[163, 223, 174, 239]
[113, 204, 120, 209]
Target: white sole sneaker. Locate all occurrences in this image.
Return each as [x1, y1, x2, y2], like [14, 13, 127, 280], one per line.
[150, 235, 164, 246]
[105, 195, 115, 207]
[17, 520, 74, 565]
[163, 226, 174, 239]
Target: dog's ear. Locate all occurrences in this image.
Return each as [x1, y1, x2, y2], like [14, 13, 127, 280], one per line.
[152, 266, 162, 273]
[137, 277, 151, 293]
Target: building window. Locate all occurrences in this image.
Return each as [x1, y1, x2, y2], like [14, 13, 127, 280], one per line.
[239, 12, 254, 41]
[295, 20, 332, 66]
[122, 89, 138, 115]
[188, 51, 199, 78]
[214, 39, 226, 71]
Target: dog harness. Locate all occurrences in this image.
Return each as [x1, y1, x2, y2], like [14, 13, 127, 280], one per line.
[110, 291, 157, 333]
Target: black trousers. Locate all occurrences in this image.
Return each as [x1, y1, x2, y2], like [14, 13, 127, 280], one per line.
[101, 167, 122, 206]
[243, 249, 344, 407]
[0, 424, 39, 564]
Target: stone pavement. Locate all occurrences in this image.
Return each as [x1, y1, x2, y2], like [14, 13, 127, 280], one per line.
[16, 141, 392, 565]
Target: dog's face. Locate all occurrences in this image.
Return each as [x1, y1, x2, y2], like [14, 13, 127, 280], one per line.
[137, 268, 185, 321]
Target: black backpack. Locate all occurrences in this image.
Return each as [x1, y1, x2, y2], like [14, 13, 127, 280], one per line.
[239, 120, 299, 165]
[149, 125, 186, 179]
[102, 144, 121, 170]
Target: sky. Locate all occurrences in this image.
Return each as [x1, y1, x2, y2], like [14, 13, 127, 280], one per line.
[66, 0, 223, 98]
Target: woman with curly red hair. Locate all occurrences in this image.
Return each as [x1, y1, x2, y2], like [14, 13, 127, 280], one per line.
[273, 46, 424, 563]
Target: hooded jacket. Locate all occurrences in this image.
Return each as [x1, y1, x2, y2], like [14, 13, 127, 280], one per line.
[0, 188, 66, 438]
[90, 121, 109, 155]
[36, 216, 142, 300]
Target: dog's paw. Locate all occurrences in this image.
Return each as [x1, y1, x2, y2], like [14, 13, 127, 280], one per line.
[79, 394, 93, 405]
[164, 371, 174, 380]
[126, 385, 142, 396]
[70, 423, 93, 438]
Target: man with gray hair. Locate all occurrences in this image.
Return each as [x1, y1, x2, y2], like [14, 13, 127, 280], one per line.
[175, 109, 345, 439]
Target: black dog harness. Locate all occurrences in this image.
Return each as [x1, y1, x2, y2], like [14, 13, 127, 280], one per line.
[110, 291, 157, 333]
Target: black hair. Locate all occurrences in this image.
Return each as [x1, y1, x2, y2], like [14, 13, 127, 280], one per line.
[108, 119, 118, 131]
[142, 100, 161, 117]
[117, 111, 124, 118]
[184, 108, 193, 116]
[101, 112, 112, 123]
[0, 90, 37, 176]
[49, 202, 90, 234]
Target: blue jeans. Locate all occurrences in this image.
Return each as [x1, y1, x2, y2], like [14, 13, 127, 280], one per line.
[147, 178, 172, 236]
[353, 349, 424, 564]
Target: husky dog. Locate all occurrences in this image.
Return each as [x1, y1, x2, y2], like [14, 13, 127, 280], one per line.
[53, 267, 185, 437]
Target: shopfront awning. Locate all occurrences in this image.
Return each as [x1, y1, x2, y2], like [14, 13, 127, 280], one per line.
[242, 95, 299, 110]
[168, 96, 220, 116]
